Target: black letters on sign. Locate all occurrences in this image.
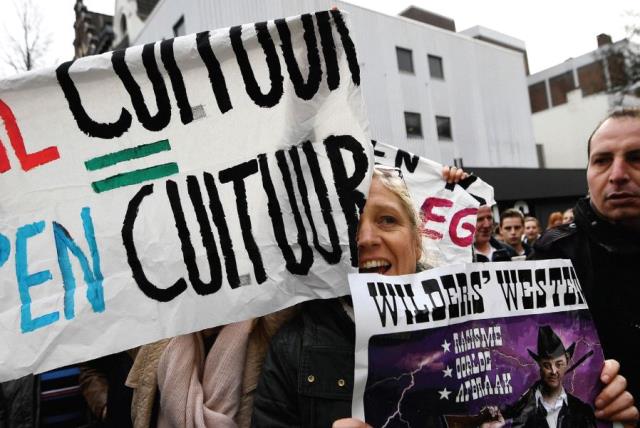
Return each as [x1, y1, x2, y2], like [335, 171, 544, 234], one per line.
[394, 148, 419, 173]
[203, 172, 240, 288]
[219, 160, 266, 284]
[112, 43, 172, 131]
[230, 22, 283, 108]
[315, 11, 339, 91]
[330, 10, 360, 86]
[166, 178, 223, 295]
[56, 60, 132, 139]
[422, 279, 446, 321]
[196, 31, 233, 114]
[122, 184, 187, 302]
[160, 38, 193, 124]
[258, 152, 313, 275]
[275, 14, 322, 100]
[324, 135, 368, 266]
[297, 142, 342, 264]
[371, 140, 386, 158]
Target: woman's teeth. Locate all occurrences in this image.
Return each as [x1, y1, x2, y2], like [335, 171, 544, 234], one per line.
[359, 260, 391, 273]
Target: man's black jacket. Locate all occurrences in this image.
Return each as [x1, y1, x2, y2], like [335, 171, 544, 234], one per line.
[530, 198, 640, 402]
[502, 380, 596, 428]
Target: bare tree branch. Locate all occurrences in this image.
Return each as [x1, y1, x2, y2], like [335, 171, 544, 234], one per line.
[1, 0, 52, 74]
[596, 10, 640, 106]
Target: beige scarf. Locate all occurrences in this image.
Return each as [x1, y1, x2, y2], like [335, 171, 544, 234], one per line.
[156, 320, 253, 428]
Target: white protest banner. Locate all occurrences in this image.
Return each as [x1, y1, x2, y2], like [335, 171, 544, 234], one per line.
[0, 11, 372, 381]
[373, 142, 494, 267]
[349, 260, 608, 426]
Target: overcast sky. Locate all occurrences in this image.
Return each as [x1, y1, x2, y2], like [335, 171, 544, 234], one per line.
[0, 0, 637, 77]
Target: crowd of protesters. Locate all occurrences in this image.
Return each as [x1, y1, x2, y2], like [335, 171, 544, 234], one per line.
[474, 205, 577, 262]
[2, 108, 639, 427]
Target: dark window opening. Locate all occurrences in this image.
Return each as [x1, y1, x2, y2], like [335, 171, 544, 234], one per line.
[528, 81, 549, 113]
[404, 112, 423, 138]
[428, 55, 444, 79]
[436, 116, 452, 140]
[396, 47, 414, 73]
[549, 71, 576, 106]
[578, 61, 606, 96]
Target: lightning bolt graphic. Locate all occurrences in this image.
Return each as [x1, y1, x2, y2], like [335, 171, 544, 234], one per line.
[492, 349, 537, 369]
[381, 352, 443, 428]
[567, 336, 601, 393]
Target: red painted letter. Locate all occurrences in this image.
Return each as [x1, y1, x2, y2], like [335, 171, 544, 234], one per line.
[420, 197, 453, 240]
[0, 99, 60, 173]
[449, 207, 478, 247]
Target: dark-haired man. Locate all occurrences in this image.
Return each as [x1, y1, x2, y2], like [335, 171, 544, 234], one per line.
[473, 206, 517, 262]
[531, 108, 640, 422]
[503, 326, 596, 428]
[499, 208, 531, 257]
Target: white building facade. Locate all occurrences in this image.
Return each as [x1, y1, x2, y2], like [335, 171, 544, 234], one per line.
[112, 0, 160, 49]
[121, 0, 538, 168]
[528, 37, 640, 169]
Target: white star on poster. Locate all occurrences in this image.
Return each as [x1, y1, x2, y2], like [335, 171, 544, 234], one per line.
[442, 366, 452, 378]
[438, 387, 451, 400]
[441, 339, 451, 353]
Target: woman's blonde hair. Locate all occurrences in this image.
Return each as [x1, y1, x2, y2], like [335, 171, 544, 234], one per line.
[372, 165, 428, 270]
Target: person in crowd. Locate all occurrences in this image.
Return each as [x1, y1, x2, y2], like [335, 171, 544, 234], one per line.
[498, 208, 531, 257]
[562, 208, 574, 224]
[531, 108, 640, 421]
[251, 165, 637, 428]
[523, 216, 541, 246]
[501, 325, 596, 427]
[493, 223, 503, 242]
[1, 367, 89, 427]
[546, 211, 563, 229]
[473, 205, 517, 262]
[79, 351, 136, 427]
[125, 309, 296, 428]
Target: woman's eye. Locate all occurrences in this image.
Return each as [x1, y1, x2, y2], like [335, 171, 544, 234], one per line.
[379, 215, 396, 225]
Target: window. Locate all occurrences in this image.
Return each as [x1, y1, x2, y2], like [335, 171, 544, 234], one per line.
[396, 47, 414, 73]
[436, 116, 452, 140]
[404, 112, 422, 137]
[428, 55, 444, 79]
[549, 71, 575, 106]
[173, 15, 185, 37]
[528, 81, 549, 113]
[578, 61, 606, 96]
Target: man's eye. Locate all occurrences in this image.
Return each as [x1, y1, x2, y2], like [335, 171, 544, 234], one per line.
[627, 152, 640, 163]
[591, 157, 610, 165]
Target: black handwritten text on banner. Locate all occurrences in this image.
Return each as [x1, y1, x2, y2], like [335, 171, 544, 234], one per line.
[0, 11, 371, 381]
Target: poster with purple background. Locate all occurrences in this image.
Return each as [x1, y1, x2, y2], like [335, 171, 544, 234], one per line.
[349, 260, 610, 428]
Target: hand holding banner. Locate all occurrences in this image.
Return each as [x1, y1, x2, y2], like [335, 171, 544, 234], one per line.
[349, 260, 608, 427]
[373, 141, 495, 267]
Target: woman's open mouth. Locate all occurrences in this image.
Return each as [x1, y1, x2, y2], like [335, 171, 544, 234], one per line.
[359, 259, 391, 274]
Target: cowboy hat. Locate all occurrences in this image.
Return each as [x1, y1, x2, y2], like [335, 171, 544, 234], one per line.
[527, 325, 576, 362]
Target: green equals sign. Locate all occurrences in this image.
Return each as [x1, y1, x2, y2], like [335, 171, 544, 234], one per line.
[85, 139, 179, 193]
